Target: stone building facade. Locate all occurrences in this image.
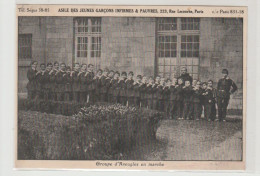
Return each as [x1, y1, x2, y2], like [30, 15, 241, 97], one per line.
[18, 16, 243, 110]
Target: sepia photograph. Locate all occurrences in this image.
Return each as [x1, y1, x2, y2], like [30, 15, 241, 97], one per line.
[15, 5, 246, 170]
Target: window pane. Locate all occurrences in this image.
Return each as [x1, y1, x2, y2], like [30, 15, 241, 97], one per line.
[158, 18, 177, 31]
[18, 34, 32, 59]
[181, 18, 200, 30]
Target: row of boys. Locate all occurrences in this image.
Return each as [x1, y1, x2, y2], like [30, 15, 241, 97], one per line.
[27, 61, 237, 121]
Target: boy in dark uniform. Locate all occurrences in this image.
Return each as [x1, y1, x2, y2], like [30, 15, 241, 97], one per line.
[35, 63, 46, 101]
[100, 68, 109, 102]
[118, 72, 127, 106]
[201, 82, 208, 119]
[152, 76, 161, 110]
[146, 77, 155, 109]
[217, 69, 237, 121]
[182, 80, 193, 120]
[133, 75, 142, 107]
[164, 79, 171, 117]
[140, 76, 148, 108]
[78, 64, 88, 103]
[55, 63, 67, 101]
[49, 62, 59, 101]
[106, 70, 114, 103]
[202, 80, 215, 121]
[192, 81, 202, 120]
[93, 69, 103, 102]
[126, 71, 135, 106]
[26, 61, 38, 100]
[64, 66, 72, 102]
[168, 78, 178, 119]
[43, 63, 53, 101]
[86, 64, 95, 103]
[176, 78, 184, 120]
[207, 80, 217, 121]
[71, 63, 80, 103]
[111, 72, 120, 103]
[156, 78, 165, 111]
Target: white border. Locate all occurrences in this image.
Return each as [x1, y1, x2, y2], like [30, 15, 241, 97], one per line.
[0, 0, 259, 175]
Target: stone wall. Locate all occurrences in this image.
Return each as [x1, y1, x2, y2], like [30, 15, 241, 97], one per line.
[101, 17, 156, 76]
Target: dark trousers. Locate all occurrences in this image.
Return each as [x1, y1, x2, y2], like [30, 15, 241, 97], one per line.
[112, 95, 118, 104]
[176, 100, 183, 118]
[152, 99, 157, 110]
[27, 90, 36, 100]
[193, 102, 202, 120]
[141, 99, 147, 108]
[164, 100, 170, 116]
[57, 92, 64, 101]
[157, 99, 164, 112]
[108, 94, 113, 103]
[100, 93, 107, 102]
[147, 99, 153, 109]
[204, 103, 212, 120]
[64, 92, 71, 102]
[73, 92, 80, 103]
[119, 96, 127, 106]
[43, 89, 51, 101]
[134, 97, 140, 108]
[127, 97, 135, 106]
[88, 90, 95, 103]
[183, 101, 193, 119]
[79, 92, 88, 103]
[217, 97, 229, 121]
[169, 100, 177, 119]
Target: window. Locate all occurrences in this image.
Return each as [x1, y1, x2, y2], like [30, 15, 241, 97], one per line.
[157, 18, 200, 79]
[18, 34, 32, 59]
[181, 18, 200, 30]
[74, 17, 101, 66]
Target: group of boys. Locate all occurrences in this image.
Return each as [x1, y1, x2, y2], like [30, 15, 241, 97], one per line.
[27, 61, 237, 121]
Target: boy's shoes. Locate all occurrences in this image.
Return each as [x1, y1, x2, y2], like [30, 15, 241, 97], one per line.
[196, 118, 200, 121]
[223, 119, 226, 122]
[214, 119, 219, 121]
[208, 119, 211, 122]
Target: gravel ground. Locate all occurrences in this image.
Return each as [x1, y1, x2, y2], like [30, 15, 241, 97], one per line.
[140, 118, 243, 161]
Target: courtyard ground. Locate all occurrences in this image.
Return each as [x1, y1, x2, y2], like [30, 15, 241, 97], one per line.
[17, 110, 243, 161]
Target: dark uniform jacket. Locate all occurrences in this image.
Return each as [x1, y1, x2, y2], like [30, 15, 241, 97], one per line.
[86, 71, 95, 91]
[43, 70, 51, 90]
[163, 86, 171, 101]
[133, 82, 141, 98]
[175, 85, 184, 101]
[139, 83, 147, 100]
[100, 75, 108, 94]
[182, 85, 193, 102]
[78, 72, 88, 92]
[217, 77, 237, 98]
[64, 72, 72, 92]
[169, 86, 178, 101]
[36, 71, 46, 92]
[126, 79, 134, 97]
[49, 69, 58, 92]
[178, 73, 193, 85]
[202, 88, 215, 104]
[118, 78, 127, 97]
[105, 77, 112, 95]
[94, 76, 102, 95]
[192, 87, 202, 103]
[71, 71, 80, 92]
[110, 79, 120, 96]
[156, 85, 165, 100]
[145, 84, 155, 99]
[26, 68, 37, 91]
[55, 70, 67, 92]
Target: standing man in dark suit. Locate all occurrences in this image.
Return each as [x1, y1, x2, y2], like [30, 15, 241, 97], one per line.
[217, 69, 237, 122]
[26, 61, 38, 100]
[178, 67, 193, 85]
[118, 72, 127, 106]
[43, 63, 53, 101]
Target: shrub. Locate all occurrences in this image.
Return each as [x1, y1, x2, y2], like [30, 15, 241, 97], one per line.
[18, 103, 164, 160]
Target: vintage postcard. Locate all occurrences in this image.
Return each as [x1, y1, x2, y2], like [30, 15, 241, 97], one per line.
[16, 4, 247, 170]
